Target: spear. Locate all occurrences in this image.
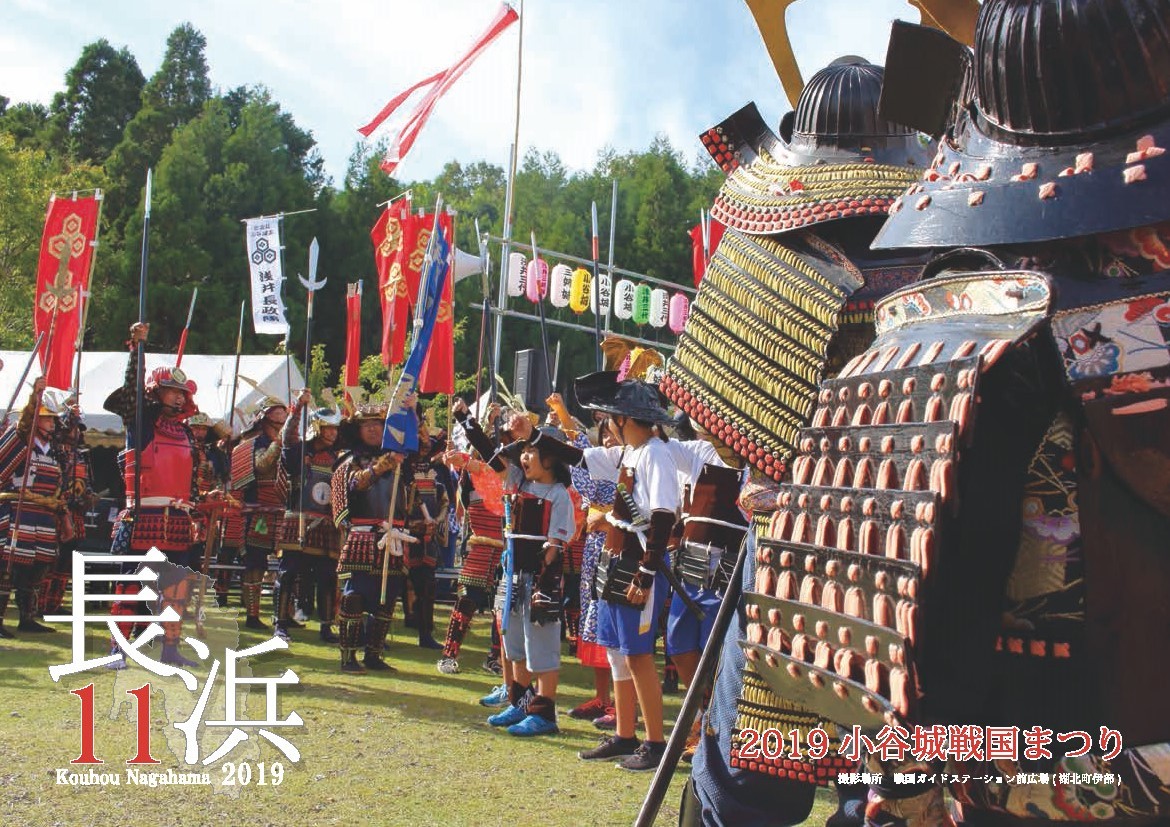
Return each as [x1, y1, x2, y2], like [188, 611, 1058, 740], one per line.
[227, 300, 246, 434]
[529, 230, 553, 394]
[1, 334, 45, 428]
[133, 169, 153, 525]
[296, 238, 325, 544]
[175, 287, 198, 368]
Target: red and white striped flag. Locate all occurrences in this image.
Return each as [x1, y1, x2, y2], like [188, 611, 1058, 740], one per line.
[358, 2, 519, 176]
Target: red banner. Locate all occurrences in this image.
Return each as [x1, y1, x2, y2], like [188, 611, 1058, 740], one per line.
[35, 194, 101, 389]
[344, 282, 362, 403]
[371, 201, 415, 366]
[418, 215, 455, 395]
[358, 3, 519, 176]
[688, 218, 725, 287]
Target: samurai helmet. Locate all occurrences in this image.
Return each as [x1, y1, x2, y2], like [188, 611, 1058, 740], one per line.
[188, 410, 231, 439]
[874, 0, 1170, 249]
[705, 57, 933, 236]
[37, 388, 75, 418]
[307, 407, 343, 441]
[145, 366, 197, 417]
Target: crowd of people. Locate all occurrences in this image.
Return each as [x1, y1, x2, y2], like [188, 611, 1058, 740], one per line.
[0, 325, 742, 774]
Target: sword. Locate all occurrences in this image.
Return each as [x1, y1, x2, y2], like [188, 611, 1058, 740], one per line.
[615, 483, 704, 619]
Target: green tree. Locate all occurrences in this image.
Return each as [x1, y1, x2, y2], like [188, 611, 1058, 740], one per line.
[104, 24, 214, 242]
[46, 40, 144, 162]
[0, 101, 51, 149]
[0, 134, 104, 347]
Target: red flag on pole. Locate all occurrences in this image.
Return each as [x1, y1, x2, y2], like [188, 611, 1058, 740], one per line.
[35, 194, 101, 389]
[418, 213, 455, 394]
[357, 3, 519, 176]
[371, 201, 413, 366]
[344, 282, 362, 404]
[688, 218, 725, 287]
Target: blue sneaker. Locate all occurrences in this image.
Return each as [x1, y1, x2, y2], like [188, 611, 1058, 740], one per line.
[487, 704, 526, 727]
[479, 684, 509, 707]
[507, 714, 559, 737]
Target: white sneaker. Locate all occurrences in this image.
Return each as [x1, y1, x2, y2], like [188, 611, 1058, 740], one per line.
[293, 608, 309, 623]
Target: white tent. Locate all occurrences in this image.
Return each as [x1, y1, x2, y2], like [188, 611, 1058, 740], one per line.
[0, 350, 304, 446]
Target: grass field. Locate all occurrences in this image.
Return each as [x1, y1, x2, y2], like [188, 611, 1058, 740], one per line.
[0, 600, 835, 827]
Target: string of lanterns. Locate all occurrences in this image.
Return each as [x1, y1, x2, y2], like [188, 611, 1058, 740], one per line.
[506, 252, 690, 332]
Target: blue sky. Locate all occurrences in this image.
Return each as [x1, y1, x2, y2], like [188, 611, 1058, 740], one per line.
[2, 0, 924, 184]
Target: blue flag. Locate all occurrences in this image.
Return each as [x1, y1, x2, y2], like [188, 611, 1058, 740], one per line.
[381, 222, 451, 452]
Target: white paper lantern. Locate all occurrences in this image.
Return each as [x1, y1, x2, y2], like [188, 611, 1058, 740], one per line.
[614, 279, 636, 320]
[590, 271, 612, 316]
[649, 287, 669, 328]
[506, 252, 527, 298]
[550, 264, 573, 309]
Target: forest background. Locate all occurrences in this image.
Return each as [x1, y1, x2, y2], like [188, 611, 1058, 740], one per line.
[0, 24, 723, 411]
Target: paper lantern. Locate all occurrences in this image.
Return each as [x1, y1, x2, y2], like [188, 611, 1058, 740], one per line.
[569, 267, 592, 314]
[649, 288, 669, 328]
[526, 257, 548, 303]
[669, 293, 690, 333]
[614, 279, 636, 320]
[633, 284, 652, 325]
[506, 252, 527, 298]
[550, 264, 573, 309]
[590, 271, 612, 316]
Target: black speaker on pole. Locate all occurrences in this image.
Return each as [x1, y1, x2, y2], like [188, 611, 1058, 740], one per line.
[513, 349, 550, 414]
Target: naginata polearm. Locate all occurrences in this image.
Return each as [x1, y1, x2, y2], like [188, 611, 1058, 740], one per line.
[296, 237, 325, 545]
[634, 535, 749, 827]
[132, 169, 153, 533]
[175, 286, 198, 368]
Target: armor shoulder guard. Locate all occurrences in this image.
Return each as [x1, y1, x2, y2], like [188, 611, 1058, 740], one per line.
[741, 270, 1056, 733]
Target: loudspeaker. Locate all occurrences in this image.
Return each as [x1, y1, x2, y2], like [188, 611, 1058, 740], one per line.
[514, 349, 550, 414]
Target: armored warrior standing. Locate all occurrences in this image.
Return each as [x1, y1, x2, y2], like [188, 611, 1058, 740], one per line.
[104, 322, 202, 667]
[402, 423, 447, 651]
[0, 380, 69, 637]
[230, 396, 288, 630]
[668, 51, 936, 826]
[331, 402, 410, 673]
[276, 389, 344, 643]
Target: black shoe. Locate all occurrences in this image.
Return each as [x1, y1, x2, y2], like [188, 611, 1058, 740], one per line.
[244, 616, 269, 630]
[662, 673, 679, 695]
[617, 740, 667, 771]
[0, 625, 14, 639]
[284, 617, 305, 629]
[319, 625, 339, 644]
[215, 594, 228, 608]
[341, 657, 366, 674]
[418, 636, 443, 650]
[362, 655, 397, 672]
[17, 619, 54, 633]
[579, 734, 640, 761]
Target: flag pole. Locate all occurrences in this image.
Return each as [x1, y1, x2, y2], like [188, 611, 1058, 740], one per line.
[590, 201, 603, 370]
[606, 179, 618, 335]
[72, 188, 103, 403]
[492, 0, 525, 393]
